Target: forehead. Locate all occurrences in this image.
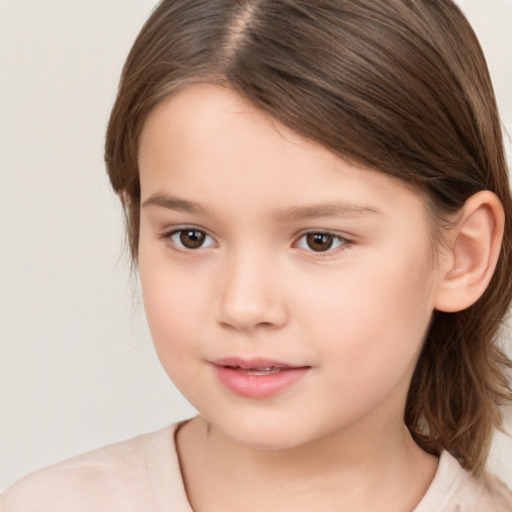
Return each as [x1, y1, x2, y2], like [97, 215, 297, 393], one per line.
[138, 83, 428, 226]
[139, 83, 332, 176]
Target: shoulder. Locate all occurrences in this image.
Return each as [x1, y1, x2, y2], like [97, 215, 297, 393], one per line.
[415, 451, 512, 512]
[451, 470, 512, 512]
[0, 422, 188, 512]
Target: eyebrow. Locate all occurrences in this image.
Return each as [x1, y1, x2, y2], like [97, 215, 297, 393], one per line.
[272, 203, 383, 222]
[142, 193, 382, 221]
[142, 193, 211, 215]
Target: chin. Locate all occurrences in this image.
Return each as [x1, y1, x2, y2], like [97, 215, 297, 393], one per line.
[228, 431, 303, 451]
[209, 414, 317, 452]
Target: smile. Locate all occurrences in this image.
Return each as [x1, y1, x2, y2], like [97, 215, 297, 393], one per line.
[211, 358, 310, 399]
[229, 366, 287, 376]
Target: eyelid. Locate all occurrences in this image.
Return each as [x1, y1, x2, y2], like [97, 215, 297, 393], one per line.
[158, 225, 217, 251]
[156, 225, 352, 256]
[293, 230, 352, 256]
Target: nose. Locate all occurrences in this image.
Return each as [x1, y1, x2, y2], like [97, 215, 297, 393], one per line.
[214, 250, 289, 332]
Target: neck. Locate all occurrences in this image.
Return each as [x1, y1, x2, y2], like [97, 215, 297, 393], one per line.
[177, 414, 438, 512]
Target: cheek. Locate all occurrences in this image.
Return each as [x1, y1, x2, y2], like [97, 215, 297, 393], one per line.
[141, 276, 209, 392]
[304, 249, 435, 378]
[138, 250, 208, 364]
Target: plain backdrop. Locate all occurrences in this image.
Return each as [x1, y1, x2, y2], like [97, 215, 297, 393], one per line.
[1, 0, 511, 492]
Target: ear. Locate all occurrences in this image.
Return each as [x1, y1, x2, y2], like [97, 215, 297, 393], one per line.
[434, 191, 504, 313]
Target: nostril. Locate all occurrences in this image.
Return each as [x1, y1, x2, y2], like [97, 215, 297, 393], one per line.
[215, 269, 289, 330]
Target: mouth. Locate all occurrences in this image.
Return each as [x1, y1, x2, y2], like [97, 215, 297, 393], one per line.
[213, 357, 306, 373]
[210, 358, 310, 399]
[227, 366, 289, 376]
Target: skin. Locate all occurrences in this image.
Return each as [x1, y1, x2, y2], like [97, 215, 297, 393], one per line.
[137, 83, 447, 511]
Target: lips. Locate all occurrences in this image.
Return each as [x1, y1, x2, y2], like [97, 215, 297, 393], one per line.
[211, 358, 310, 399]
[232, 366, 285, 376]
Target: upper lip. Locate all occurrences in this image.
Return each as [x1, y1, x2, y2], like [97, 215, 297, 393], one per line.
[211, 357, 308, 369]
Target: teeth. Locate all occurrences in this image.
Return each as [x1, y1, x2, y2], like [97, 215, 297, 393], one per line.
[233, 366, 283, 375]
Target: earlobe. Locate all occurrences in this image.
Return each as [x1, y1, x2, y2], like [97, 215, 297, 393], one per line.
[434, 191, 504, 313]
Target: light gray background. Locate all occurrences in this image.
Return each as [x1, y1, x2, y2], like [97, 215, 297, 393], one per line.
[1, 0, 511, 492]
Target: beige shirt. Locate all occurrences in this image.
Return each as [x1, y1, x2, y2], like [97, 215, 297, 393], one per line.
[1, 422, 510, 511]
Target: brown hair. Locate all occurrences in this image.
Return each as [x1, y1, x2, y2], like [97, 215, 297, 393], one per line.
[105, 0, 512, 478]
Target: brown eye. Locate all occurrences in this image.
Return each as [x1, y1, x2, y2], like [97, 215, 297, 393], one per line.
[305, 233, 335, 252]
[178, 229, 207, 249]
[296, 232, 347, 253]
[163, 228, 215, 251]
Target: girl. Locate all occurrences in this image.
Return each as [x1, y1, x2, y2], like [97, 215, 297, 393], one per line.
[2, 0, 511, 510]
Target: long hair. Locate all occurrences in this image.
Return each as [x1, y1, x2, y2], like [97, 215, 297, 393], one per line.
[104, 0, 512, 478]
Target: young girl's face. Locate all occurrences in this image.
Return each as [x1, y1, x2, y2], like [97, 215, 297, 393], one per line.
[138, 83, 442, 450]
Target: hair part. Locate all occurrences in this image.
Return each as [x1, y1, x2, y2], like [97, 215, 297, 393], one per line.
[105, 0, 512, 478]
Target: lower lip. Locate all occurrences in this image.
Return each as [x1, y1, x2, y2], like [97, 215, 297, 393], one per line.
[212, 365, 309, 399]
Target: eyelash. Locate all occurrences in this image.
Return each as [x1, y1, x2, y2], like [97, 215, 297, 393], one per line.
[157, 227, 350, 257]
